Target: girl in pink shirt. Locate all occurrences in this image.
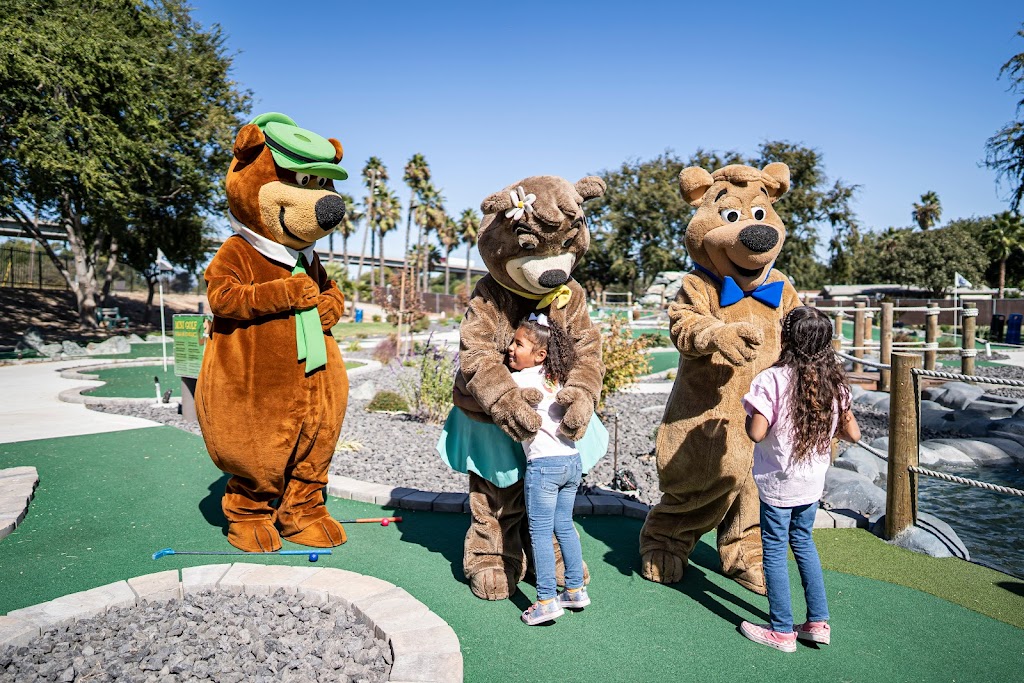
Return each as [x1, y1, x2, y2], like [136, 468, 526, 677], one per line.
[740, 306, 861, 652]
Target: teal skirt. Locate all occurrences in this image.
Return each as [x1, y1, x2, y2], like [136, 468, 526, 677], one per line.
[436, 407, 609, 488]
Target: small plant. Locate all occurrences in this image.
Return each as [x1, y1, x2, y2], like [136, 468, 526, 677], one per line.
[600, 316, 651, 404]
[334, 434, 363, 453]
[399, 338, 456, 424]
[665, 369, 677, 380]
[372, 333, 399, 364]
[366, 390, 409, 413]
[372, 314, 382, 323]
[345, 340, 362, 352]
[410, 316, 431, 333]
[893, 332, 916, 343]
[639, 332, 670, 348]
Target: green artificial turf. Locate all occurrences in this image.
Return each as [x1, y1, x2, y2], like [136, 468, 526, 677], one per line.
[330, 321, 397, 340]
[82, 361, 364, 398]
[2, 428, 1023, 682]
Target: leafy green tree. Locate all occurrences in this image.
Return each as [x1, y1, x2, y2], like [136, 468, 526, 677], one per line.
[0, 0, 250, 327]
[912, 191, 942, 230]
[884, 224, 987, 296]
[458, 208, 481, 294]
[985, 24, 1024, 213]
[979, 211, 1024, 297]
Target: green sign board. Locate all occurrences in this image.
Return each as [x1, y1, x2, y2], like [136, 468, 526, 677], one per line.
[173, 314, 212, 378]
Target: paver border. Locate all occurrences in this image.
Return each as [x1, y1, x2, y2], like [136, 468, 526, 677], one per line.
[0, 467, 39, 543]
[0, 563, 462, 683]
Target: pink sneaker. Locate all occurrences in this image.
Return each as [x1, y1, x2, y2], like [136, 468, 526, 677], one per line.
[794, 621, 831, 645]
[739, 621, 797, 653]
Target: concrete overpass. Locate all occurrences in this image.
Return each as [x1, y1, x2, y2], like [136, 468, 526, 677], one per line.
[0, 219, 487, 276]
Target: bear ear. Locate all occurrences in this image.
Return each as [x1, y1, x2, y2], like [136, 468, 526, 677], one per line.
[328, 138, 344, 163]
[760, 162, 790, 202]
[575, 176, 606, 201]
[678, 167, 715, 206]
[233, 123, 265, 164]
[481, 189, 514, 215]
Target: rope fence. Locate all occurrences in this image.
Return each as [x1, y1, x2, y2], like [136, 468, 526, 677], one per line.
[911, 368, 1024, 387]
[908, 465, 1024, 497]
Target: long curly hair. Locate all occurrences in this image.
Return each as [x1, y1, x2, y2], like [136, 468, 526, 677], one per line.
[775, 306, 851, 463]
[518, 317, 576, 386]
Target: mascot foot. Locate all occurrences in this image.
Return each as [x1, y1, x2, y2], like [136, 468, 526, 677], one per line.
[284, 517, 347, 548]
[726, 566, 767, 596]
[554, 559, 592, 588]
[468, 566, 517, 601]
[641, 550, 686, 584]
[228, 520, 282, 553]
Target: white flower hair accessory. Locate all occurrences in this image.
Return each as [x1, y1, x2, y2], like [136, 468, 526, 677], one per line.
[505, 186, 536, 221]
[528, 312, 549, 327]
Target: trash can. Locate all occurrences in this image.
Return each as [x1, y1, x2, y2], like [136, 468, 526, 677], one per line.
[354, 308, 364, 323]
[990, 314, 1006, 343]
[1007, 313, 1023, 346]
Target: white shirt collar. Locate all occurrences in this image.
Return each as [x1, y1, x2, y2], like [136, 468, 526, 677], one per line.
[228, 212, 316, 268]
[518, 365, 545, 376]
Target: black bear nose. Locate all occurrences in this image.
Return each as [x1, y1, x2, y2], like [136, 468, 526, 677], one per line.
[538, 270, 569, 288]
[738, 224, 779, 253]
[315, 194, 346, 231]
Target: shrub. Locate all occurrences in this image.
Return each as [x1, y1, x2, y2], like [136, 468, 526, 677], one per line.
[893, 332, 916, 344]
[345, 340, 362, 352]
[399, 340, 456, 424]
[638, 332, 670, 348]
[372, 333, 399, 364]
[410, 316, 431, 333]
[366, 390, 409, 413]
[372, 314, 382, 323]
[600, 316, 651, 404]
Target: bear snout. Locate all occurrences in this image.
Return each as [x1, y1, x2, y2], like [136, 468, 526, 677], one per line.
[538, 269, 569, 288]
[315, 194, 346, 231]
[737, 224, 779, 253]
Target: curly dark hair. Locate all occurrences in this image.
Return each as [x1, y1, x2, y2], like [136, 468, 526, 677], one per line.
[775, 306, 851, 464]
[518, 317, 576, 385]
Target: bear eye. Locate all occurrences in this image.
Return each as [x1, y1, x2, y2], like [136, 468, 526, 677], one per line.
[720, 208, 741, 223]
[751, 206, 766, 221]
[296, 173, 311, 187]
[562, 238, 573, 248]
[316, 176, 328, 188]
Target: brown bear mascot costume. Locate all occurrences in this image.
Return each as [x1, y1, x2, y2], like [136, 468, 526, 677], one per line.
[439, 175, 607, 601]
[196, 113, 350, 553]
[639, 163, 800, 594]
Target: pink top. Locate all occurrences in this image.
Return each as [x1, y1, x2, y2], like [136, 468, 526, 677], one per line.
[741, 366, 837, 507]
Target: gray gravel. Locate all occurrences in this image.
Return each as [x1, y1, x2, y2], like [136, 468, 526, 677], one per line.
[0, 589, 389, 683]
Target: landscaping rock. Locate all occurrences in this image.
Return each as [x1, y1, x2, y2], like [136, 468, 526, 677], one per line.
[832, 446, 886, 484]
[86, 337, 131, 355]
[349, 380, 377, 402]
[918, 441, 975, 467]
[821, 468, 886, 517]
[927, 439, 1016, 467]
[932, 382, 985, 410]
[60, 341, 87, 357]
[873, 512, 970, 560]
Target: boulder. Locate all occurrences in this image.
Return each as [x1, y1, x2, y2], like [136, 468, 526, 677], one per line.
[921, 386, 947, 403]
[20, 327, 46, 352]
[871, 512, 970, 560]
[128, 334, 147, 344]
[61, 340, 87, 357]
[832, 445, 886, 484]
[854, 390, 890, 409]
[926, 439, 1016, 467]
[821, 467, 886, 517]
[964, 397, 1024, 419]
[349, 381, 377, 402]
[146, 334, 173, 343]
[86, 336, 131, 355]
[918, 441, 975, 467]
[932, 382, 985, 410]
[919, 400, 949, 412]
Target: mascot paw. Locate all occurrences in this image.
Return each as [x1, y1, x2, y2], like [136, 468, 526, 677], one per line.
[492, 389, 543, 441]
[555, 559, 592, 588]
[227, 519, 282, 553]
[284, 518, 347, 548]
[726, 567, 767, 596]
[713, 322, 763, 366]
[469, 567, 516, 601]
[641, 550, 685, 584]
[556, 387, 593, 441]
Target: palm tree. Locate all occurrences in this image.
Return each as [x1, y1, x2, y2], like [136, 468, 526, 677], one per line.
[437, 214, 460, 294]
[403, 154, 432, 273]
[980, 211, 1024, 298]
[458, 208, 480, 295]
[375, 188, 402, 286]
[416, 186, 446, 290]
[358, 157, 388, 291]
[334, 192, 361, 272]
[912, 191, 942, 230]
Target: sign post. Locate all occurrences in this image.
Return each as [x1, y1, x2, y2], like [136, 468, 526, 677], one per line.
[173, 314, 211, 421]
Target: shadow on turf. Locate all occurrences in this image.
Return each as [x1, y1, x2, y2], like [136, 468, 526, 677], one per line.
[199, 473, 230, 536]
[578, 515, 769, 626]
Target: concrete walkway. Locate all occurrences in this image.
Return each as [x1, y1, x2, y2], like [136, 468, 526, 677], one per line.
[0, 359, 158, 445]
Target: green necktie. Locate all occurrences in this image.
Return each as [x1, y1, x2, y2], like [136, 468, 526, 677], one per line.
[292, 257, 327, 372]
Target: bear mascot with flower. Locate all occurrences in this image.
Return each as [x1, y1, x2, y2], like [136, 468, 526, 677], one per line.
[437, 175, 609, 601]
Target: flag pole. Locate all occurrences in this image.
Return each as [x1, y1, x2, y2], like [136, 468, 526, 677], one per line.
[159, 274, 168, 372]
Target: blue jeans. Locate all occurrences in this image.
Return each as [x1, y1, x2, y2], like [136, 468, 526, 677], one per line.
[760, 500, 830, 633]
[525, 454, 584, 601]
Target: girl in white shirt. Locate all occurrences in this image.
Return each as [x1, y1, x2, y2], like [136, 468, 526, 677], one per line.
[739, 306, 860, 652]
[509, 313, 590, 625]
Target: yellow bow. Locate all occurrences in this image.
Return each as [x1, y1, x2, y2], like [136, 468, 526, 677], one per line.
[498, 281, 573, 310]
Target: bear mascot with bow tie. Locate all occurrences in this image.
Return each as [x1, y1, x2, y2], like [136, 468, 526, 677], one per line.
[437, 175, 609, 601]
[639, 163, 801, 595]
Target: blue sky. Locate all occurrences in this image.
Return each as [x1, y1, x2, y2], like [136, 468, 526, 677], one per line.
[192, 1, 1024, 264]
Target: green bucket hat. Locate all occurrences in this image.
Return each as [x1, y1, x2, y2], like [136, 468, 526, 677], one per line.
[250, 112, 348, 181]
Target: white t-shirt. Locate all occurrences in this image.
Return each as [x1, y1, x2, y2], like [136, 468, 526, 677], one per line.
[510, 365, 578, 460]
[741, 366, 838, 508]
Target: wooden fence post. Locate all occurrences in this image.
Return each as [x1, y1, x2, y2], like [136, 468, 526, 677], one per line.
[864, 310, 874, 353]
[925, 303, 939, 371]
[832, 309, 845, 352]
[962, 301, 978, 377]
[852, 301, 865, 373]
[886, 352, 921, 540]
[879, 302, 894, 392]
